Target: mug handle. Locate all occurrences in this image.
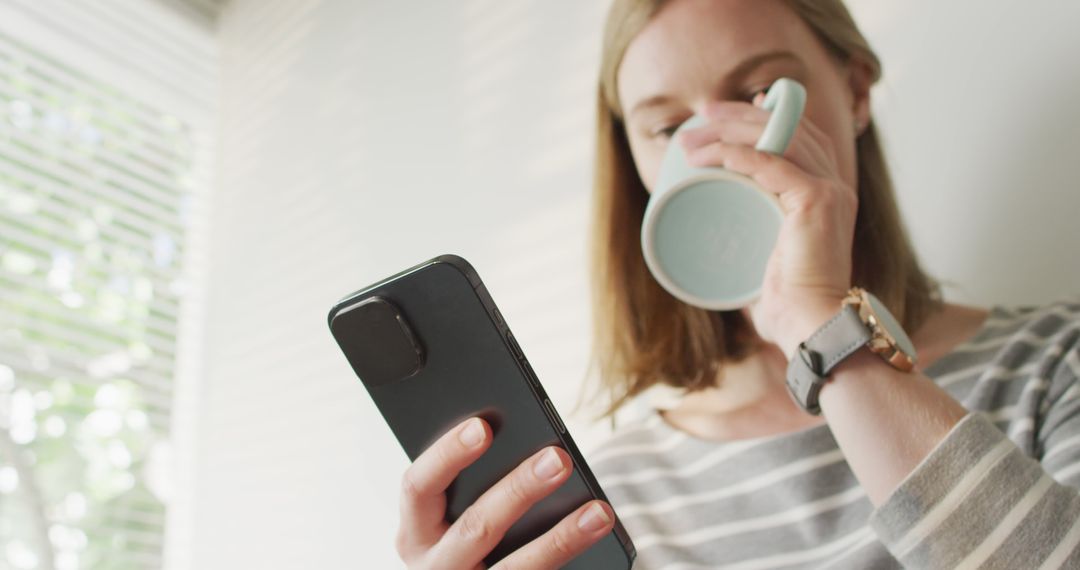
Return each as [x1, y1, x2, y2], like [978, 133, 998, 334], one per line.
[754, 78, 807, 155]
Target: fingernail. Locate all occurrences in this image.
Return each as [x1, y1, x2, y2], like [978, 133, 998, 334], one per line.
[459, 419, 485, 448]
[532, 448, 565, 480]
[577, 503, 612, 533]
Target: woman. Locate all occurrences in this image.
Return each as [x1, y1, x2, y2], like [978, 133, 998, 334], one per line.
[392, 0, 1080, 568]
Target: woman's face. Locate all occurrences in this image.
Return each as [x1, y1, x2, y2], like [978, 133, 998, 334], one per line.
[616, 0, 871, 192]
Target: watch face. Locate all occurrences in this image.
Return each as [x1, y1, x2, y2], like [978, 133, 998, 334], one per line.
[865, 292, 917, 359]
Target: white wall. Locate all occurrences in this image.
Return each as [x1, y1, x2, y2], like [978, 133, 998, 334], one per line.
[193, 1, 611, 568]
[850, 0, 1080, 306]
[189, 1, 1080, 568]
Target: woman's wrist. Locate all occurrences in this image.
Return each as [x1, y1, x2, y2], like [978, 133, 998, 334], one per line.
[773, 296, 847, 358]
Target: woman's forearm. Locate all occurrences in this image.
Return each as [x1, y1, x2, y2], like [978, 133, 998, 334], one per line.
[775, 306, 1080, 568]
[777, 304, 969, 506]
[816, 349, 969, 505]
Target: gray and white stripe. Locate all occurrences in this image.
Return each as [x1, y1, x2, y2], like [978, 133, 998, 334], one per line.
[591, 300, 1080, 569]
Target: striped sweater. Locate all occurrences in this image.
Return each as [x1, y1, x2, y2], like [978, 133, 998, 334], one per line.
[590, 301, 1080, 569]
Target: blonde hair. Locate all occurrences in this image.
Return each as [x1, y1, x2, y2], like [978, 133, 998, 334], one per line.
[590, 0, 940, 414]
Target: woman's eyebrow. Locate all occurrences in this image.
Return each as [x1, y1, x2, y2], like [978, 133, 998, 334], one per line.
[627, 94, 677, 119]
[726, 50, 802, 83]
[626, 50, 802, 120]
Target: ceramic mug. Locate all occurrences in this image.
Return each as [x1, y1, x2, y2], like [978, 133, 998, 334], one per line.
[640, 77, 806, 310]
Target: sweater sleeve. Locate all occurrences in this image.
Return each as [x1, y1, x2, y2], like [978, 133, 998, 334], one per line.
[868, 343, 1080, 569]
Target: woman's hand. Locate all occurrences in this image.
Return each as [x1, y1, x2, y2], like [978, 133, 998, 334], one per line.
[396, 417, 615, 569]
[678, 97, 857, 355]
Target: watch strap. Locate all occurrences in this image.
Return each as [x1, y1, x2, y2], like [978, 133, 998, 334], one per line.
[786, 304, 872, 415]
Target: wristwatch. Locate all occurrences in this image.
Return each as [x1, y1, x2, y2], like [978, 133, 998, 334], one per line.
[785, 287, 918, 415]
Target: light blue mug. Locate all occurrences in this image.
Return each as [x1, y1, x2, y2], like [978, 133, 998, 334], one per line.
[640, 77, 806, 310]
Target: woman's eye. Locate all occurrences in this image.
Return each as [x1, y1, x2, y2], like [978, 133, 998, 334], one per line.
[744, 86, 771, 103]
[654, 124, 679, 139]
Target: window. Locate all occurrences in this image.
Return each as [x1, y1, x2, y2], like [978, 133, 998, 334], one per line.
[0, 1, 215, 567]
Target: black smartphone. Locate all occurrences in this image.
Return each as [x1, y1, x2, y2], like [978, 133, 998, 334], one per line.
[328, 254, 635, 569]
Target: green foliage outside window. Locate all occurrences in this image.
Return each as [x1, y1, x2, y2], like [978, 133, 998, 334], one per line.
[0, 29, 196, 570]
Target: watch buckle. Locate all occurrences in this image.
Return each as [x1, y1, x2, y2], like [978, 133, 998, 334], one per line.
[797, 342, 825, 377]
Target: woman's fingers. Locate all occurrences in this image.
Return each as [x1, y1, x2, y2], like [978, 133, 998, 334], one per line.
[431, 446, 575, 568]
[703, 99, 769, 122]
[397, 417, 493, 558]
[684, 140, 825, 200]
[396, 423, 615, 568]
[679, 115, 835, 178]
[792, 113, 839, 168]
[490, 501, 616, 570]
[679, 117, 761, 149]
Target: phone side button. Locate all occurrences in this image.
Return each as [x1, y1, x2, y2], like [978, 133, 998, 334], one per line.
[506, 330, 524, 359]
[543, 399, 566, 434]
[523, 361, 539, 387]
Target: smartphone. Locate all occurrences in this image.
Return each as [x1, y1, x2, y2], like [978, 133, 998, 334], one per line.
[328, 254, 635, 569]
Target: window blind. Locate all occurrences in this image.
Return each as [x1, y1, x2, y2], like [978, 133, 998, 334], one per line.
[0, 1, 217, 568]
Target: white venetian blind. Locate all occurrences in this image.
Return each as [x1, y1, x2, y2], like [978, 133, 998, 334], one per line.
[0, 1, 216, 568]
